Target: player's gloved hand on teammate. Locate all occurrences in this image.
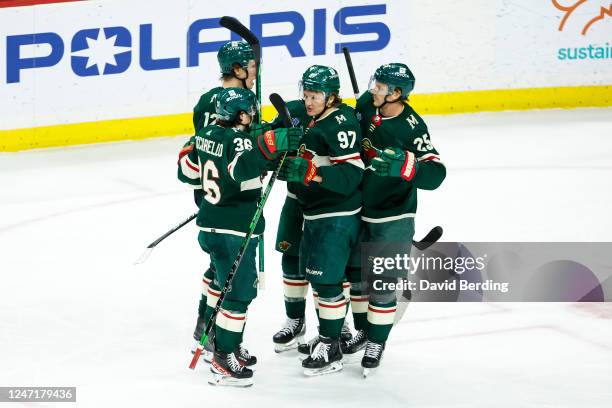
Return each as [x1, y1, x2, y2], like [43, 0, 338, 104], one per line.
[278, 157, 317, 185]
[257, 128, 303, 160]
[371, 147, 419, 181]
[249, 122, 272, 139]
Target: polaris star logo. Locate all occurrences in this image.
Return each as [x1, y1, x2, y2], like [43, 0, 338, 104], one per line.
[71, 27, 131, 76]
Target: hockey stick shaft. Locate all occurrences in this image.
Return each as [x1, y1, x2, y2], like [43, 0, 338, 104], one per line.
[134, 213, 197, 264]
[190, 93, 292, 369]
[219, 15, 265, 280]
[342, 47, 360, 99]
[190, 155, 287, 368]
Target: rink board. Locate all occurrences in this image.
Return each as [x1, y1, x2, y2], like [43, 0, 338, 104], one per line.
[1, 0, 611, 151]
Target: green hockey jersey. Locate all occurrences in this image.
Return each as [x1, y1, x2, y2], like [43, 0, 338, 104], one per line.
[286, 103, 364, 219]
[193, 87, 223, 133]
[356, 92, 446, 222]
[178, 124, 272, 236]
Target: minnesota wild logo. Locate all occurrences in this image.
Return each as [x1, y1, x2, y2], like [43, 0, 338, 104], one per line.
[298, 144, 314, 160]
[371, 114, 382, 127]
[278, 241, 292, 251]
[362, 138, 377, 160]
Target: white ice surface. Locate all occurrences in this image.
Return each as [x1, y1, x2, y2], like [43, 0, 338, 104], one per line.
[1, 108, 612, 407]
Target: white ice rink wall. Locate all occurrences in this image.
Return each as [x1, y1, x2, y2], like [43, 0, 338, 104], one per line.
[0, 0, 610, 151]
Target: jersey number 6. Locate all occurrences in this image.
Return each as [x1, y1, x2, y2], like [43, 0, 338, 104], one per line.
[202, 160, 221, 204]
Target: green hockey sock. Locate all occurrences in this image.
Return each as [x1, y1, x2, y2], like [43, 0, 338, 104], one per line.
[312, 283, 346, 339]
[282, 254, 307, 319]
[214, 300, 249, 354]
[367, 299, 397, 343]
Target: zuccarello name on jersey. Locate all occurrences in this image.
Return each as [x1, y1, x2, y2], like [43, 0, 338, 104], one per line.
[196, 135, 223, 158]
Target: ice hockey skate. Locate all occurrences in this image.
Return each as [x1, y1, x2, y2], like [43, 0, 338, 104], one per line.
[273, 317, 305, 353]
[361, 340, 385, 378]
[302, 336, 343, 377]
[235, 343, 257, 367]
[341, 329, 367, 363]
[209, 350, 254, 387]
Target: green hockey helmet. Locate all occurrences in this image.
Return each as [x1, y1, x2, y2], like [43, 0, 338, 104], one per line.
[299, 65, 340, 100]
[369, 63, 415, 99]
[215, 87, 257, 122]
[217, 41, 254, 74]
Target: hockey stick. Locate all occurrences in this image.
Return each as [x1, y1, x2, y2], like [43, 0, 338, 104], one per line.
[413, 225, 443, 251]
[134, 213, 197, 264]
[219, 15, 266, 286]
[219, 16, 261, 112]
[189, 93, 292, 369]
[392, 226, 443, 324]
[342, 46, 360, 99]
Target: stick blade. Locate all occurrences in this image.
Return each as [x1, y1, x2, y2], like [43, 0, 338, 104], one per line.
[413, 226, 443, 251]
[133, 247, 153, 265]
[269, 93, 291, 127]
[219, 16, 259, 45]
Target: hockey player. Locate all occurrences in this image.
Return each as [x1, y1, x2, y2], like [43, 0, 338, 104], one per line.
[192, 41, 257, 133]
[344, 63, 446, 376]
[269, 100, 354, 353]
[278, 65, 364, 375]
[178, 87, 301, 386]
[180, 40, 258, 364]
[269, 100, 311, 352]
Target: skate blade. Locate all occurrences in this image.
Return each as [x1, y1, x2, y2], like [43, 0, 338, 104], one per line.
[208, 372, 253, 387]
[303, 361, 343, 377]
[274, 335, 304, 353]
[362, 367, 377, 378]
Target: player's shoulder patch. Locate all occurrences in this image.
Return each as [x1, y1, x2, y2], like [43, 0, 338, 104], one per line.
[202, 86, 223, 104]
[403, 103, 426, 126]
[329, 106, 358, 126]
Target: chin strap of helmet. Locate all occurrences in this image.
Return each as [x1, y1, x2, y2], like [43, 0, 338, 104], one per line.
[230, 64, 249, 89]
[315, 93, 339, 121]
[378, 93, 402, 117]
